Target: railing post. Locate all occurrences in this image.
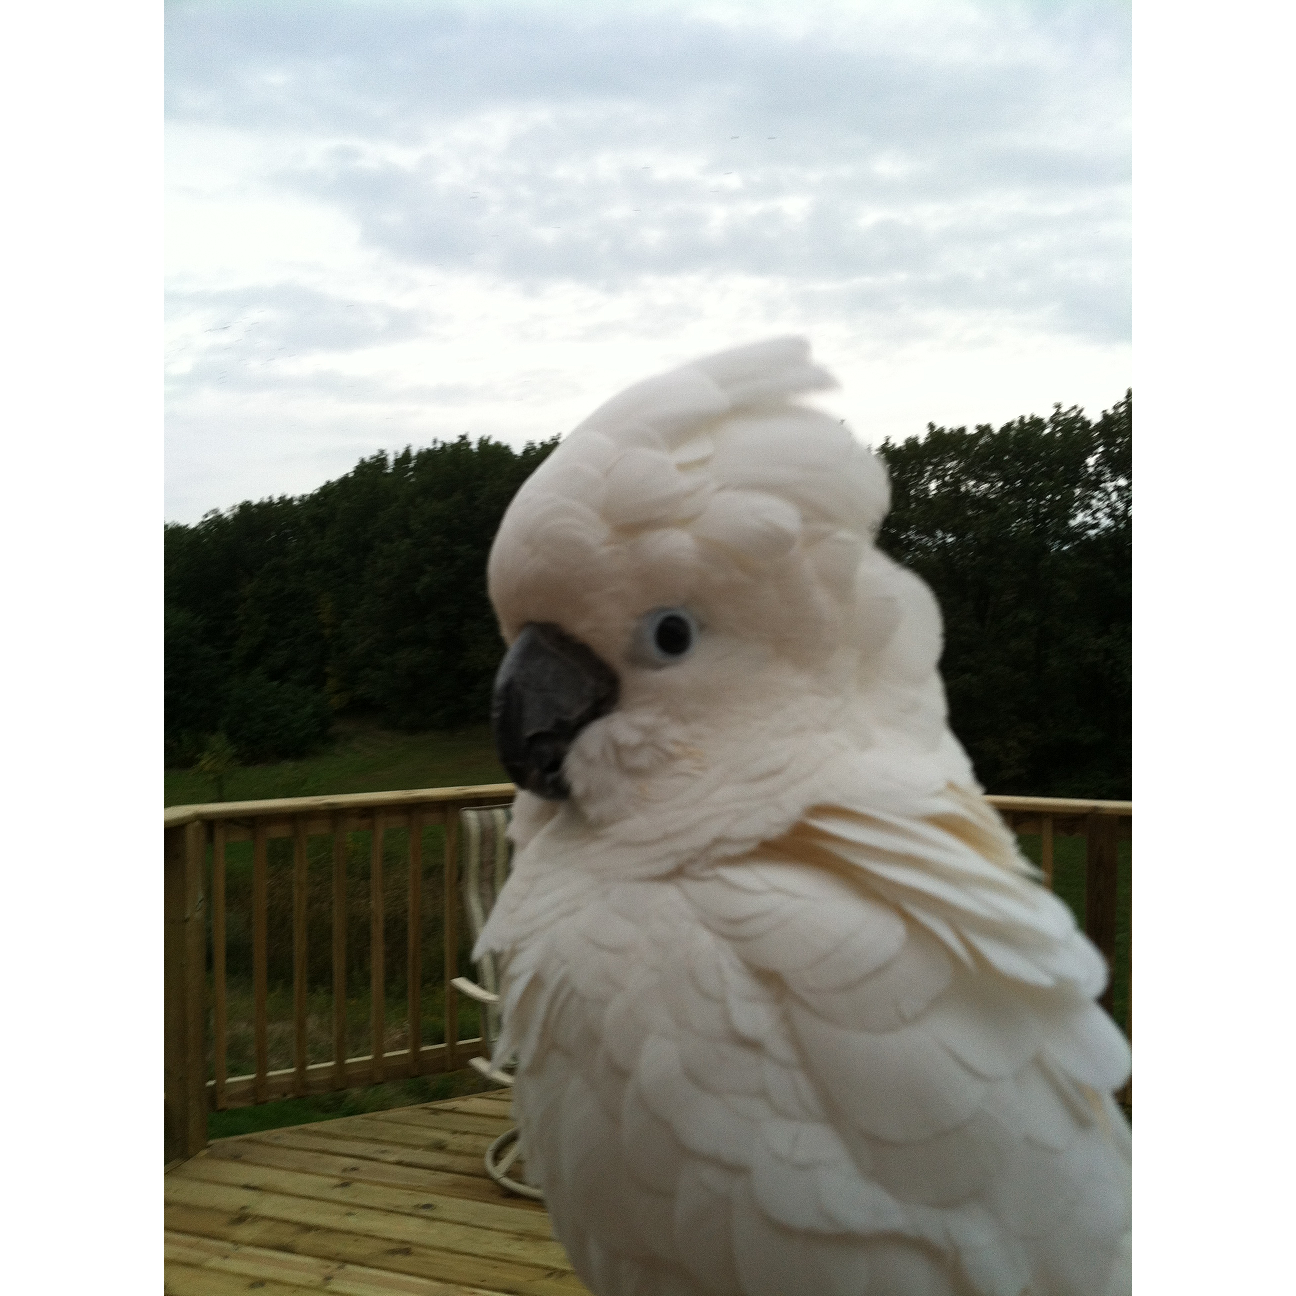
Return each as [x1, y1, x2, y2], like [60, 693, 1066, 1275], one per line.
[444, 805, 460, 1072]
[1085, 813, 1120, 1017]
[252, 819, 269, 1103]
[408, 810, 423, 1078]
[331, 811, 347, 1092]
[370, 812, 386, 1084]
[211, 821, 228, 1111]
[292, 815, 309, 1098]
[164, 820, 208, 1164]
[1041, 814, 1054, 887]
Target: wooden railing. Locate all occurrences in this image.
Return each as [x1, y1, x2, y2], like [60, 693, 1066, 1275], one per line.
[164, 788, 1131, 1164]
[163, 783, 513, 1166]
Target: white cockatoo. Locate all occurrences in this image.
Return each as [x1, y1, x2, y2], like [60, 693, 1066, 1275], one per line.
[478, 338, 1131, 1296]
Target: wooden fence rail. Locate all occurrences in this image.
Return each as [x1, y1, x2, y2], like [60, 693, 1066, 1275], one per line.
[164, 787, 1131, 1166]
[163, 784, 512, 1166]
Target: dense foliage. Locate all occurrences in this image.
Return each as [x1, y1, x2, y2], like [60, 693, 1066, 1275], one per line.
[166, 396, 1130, 798]
[875, 392, 1131, 799]
[164, 435, 559, 766]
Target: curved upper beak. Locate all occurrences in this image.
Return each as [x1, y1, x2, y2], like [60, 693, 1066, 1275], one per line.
[491, 623, 620, 800]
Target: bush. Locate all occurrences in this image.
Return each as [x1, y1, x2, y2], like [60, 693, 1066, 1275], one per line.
[195, 731, 239, 800]
[221, 671, 332, 762]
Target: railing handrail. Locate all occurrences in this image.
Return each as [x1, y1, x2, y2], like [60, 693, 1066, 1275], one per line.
[164, 785, 1131, 829]
[986, 794, 1130, 816]
[163, 782, 517, 829]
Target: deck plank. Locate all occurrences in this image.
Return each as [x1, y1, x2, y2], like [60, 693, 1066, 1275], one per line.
[165, 1231, 507, 1294]
[165, 1204, 588, 1296]
[365, 1106, 514, 1137]
[180, 1152, 554, 1238]
[276, 1113, 495, 1160]
[230, 1127, 541, 1206]
[165, 1174, 572, 1270]
[167, 1261, 325, 1296]
[433, 1095, 516, 1119]
[166, 1091, 582, 1295]
[208, 1135, 543, 1211]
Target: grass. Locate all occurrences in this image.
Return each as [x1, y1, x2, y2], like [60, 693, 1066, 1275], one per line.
[208, 1068, 493, 1141]
[165, 716, 508, 807]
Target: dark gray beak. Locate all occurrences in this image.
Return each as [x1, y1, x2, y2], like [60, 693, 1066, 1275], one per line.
[491, 622, 620, 800]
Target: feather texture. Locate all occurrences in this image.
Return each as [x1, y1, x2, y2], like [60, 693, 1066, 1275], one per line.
[480, 339, 1130, 1295]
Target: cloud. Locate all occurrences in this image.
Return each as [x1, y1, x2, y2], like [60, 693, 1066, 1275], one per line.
[164, 1, 1129, 521]
[270, 139, 1126, 341]
[165, 282, 435, 409]
[166, 4, 1125, 146]
[168, 3, 1127, 343]
[167, 282, 425, 355]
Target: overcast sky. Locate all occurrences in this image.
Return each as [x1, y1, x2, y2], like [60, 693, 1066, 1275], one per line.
[165, 0, 1131, 523]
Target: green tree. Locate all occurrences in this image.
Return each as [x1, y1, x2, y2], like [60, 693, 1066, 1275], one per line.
[166, 403, 1130, 799]
[875, 393, 1130, 798]
[334, 437, 558, 729]
[165, 435, 560, 762]
[164, 606, 227, 764]
[221, 671, 333, 763]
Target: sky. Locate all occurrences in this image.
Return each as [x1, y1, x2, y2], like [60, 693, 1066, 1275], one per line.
[165, 0, 1131, 524]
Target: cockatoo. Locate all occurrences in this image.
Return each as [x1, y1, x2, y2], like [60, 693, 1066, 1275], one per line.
[478, 338, 1131, 1296]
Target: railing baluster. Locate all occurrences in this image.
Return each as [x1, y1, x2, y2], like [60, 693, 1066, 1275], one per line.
[1041, 814, 1054, 887]
[444, 804, 460, 1072]
[164, 821, 209, 1162]
[408, 810, 423, 1078]
[252, 819, 269, 1104]
[292, 815, 309, 1098]
[212, 821, 228, 1111]
[1118, 967, 1132, 1108]
[370, 812, 386, 1084]
[168, 783, 514, 1123]
[1084, 813, 1119, 1017]
[331, 811, 347, 1091]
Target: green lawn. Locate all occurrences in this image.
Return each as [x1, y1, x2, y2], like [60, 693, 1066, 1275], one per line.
[166, 718, 508, 807]
[207, 1068, 494, 1141]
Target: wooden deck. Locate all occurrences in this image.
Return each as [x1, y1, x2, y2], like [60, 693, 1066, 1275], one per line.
[165, 1086, 591, 1296]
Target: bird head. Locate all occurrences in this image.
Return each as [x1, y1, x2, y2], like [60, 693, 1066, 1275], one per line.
[487, 338, 967, 859]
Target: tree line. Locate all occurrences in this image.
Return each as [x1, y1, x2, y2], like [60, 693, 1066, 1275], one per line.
[875, 393, 1130, 799]
[166, 392, 1130, 798]
[165, 435, 560, 765]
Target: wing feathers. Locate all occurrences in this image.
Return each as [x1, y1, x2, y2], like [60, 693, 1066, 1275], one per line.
[638, 1035, 755, 1170]
[674, 1162, 744, 1293]
[790, 1002, 989, 1142]
[488, 796, 1129, 1295]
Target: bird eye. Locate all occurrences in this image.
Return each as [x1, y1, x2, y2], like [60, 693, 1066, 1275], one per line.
[632, 607, 699, 667]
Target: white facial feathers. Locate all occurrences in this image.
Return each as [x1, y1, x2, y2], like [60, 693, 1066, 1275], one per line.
[486, 337, 961, 839]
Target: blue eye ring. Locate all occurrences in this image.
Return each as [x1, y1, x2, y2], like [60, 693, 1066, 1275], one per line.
[631, 607, 699, 667]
